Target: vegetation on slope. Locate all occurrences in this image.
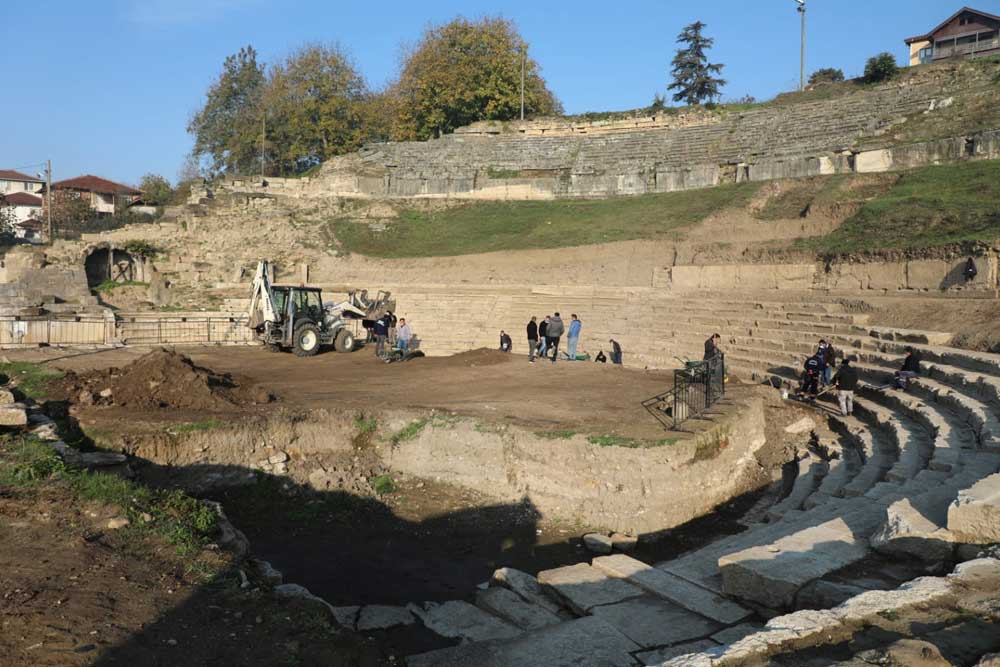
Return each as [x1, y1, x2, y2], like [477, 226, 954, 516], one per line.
[329, 182, 758, 258]
[806, 160, 1000, 253]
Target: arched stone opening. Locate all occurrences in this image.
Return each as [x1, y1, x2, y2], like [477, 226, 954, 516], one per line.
[83, 245, 140, 289]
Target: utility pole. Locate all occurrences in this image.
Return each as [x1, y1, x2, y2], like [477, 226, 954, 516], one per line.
[797, 0, 807, 91]
[520, 43, 526, 121]
[45, 159, 52, 243]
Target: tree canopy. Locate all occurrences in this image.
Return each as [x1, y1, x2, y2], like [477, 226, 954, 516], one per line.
[188, 46, 266, 175]
[138, 174, 173, 205]
[668, 22, 726, 106]
[392, 17, 561, 140]
[808, 68, 845, 87]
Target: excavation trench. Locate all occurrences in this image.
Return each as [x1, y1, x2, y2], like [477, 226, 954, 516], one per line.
[75, 392, 787, 611]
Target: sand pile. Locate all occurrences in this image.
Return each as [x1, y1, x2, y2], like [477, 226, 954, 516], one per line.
[60, 349, 273, 410]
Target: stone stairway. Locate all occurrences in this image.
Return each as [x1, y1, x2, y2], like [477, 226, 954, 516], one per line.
[397, 294, 1000, 666]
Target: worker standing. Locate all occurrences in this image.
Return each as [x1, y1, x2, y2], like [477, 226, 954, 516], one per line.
[527, 317, 538, 363]
[610, 339, 623, 365]
[537, 316, 550, 360]
[374, 314, 389, 357]
[565, 315, 582, 361]
[546, 313, 565, 363]
[397, 318, 412, 353]
[832, 358, 857, 416]
[704, 333, 722, 361]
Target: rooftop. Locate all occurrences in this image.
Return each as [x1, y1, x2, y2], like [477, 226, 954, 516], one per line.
[0, 169, 43, 183]
[2, 192, 43, 206]
[50, 174, 141, 196]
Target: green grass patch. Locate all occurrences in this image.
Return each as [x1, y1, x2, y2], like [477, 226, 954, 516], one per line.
[804, 160, 1000, 253]
[535, 430, 577, 439]
[371, 474, 397, 495]
[329, 182, 759, 258]
[166, 419, 225, 434]
[389, 418, 430, 446]
[0, 435, 218, 559]
[0, 361, 64, 399]
[353, 413, 378, 435]
[0, 436, 66, 486]
[587, 435, 680, 449]
[94, 279, 149, 293]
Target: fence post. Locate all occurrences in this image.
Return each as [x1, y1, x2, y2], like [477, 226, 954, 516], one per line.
[207, 319, 212, 343]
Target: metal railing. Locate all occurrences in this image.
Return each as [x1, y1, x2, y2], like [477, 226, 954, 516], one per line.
[643, 354, 726, 430]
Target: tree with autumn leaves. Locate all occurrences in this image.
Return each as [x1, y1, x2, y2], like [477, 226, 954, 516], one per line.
[187, 17, 560, 175]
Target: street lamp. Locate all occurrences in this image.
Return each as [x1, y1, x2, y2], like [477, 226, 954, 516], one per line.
[795, 0, 806, 91]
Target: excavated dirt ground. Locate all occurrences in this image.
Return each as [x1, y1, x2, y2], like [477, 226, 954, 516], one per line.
[48, 349, 273, 412]
[19, 345, 692, 440]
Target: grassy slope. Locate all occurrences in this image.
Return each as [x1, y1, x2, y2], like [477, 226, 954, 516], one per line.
[806, 160, 1000, 253]
[330, 182, 759, 258]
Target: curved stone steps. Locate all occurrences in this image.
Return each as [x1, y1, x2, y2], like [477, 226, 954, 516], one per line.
[767, 456, 828, 521]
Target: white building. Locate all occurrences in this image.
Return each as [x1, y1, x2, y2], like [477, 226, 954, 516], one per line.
[0, 169, 44, 196]
[2, 191, 43, 223]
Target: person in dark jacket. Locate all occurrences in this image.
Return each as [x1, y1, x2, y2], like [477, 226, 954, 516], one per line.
[609, 339, 623, 365]
[373, 315, 389, 356]
[801, 354, 823, 399]
[895, 347, 921, 389]
[527, 317, 538, 363]
[537, 316, 549, 359]
[819, 340, 836, 386]
[546, 313, 565, 363]
[833, 358, 858, 416]
[499, 330, 512, 352]
[704, 333, 722, 361]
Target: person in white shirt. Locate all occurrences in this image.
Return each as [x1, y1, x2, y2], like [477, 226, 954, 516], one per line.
[397, 318, 412, 352]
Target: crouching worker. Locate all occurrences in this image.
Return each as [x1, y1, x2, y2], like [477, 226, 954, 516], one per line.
[895, 347, 921, 390]
[800, 353, 823, 400]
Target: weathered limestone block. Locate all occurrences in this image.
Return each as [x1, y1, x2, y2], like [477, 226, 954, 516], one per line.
[408, 600, 521, 643]
[855, 149, 893, 173]
[590, 595, 721, 648]
[948, 474, 1000, 543]
[871, 493, 957, 562]
[537, 563, 644, 615]
[474, 587, 561, 630]
[490, 567, 564, 615]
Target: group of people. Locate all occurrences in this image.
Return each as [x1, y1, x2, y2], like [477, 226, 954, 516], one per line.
[498, 314, 622, 365]
[370, 311, 413, 356]
[799, 340, 922, 417]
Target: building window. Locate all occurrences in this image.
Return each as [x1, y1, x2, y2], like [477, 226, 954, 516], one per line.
[919, 46, 934, 64]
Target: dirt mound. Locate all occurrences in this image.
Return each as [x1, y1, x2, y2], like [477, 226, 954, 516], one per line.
[435, 348, 511, 367]
[57, 348, 273, 411]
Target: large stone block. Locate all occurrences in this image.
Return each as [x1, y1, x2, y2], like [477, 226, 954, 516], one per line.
[589, 595, 721, 648]
[537, 563, 644, 615]
[948, 473, 1000, 543]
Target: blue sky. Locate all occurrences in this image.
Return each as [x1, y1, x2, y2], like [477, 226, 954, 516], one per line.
[2, 0, 990, 186]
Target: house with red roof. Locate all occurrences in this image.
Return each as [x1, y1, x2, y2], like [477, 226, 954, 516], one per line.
[905, 6, 1000, 65]
[0, 169, 44, 197]
[1, 191, 44, 223]
[43, 174, 142, 216]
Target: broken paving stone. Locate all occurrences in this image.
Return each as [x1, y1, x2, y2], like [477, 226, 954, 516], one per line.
[491, 567, 563, 615]
[408, 600, 520, 642]
[268, 451, 289, 464]
[591, 595, 721, 648]
[583, 533, 614, 554]
[475, 586, 561, 630]
[0, 389, 15, 404]
[356, 605, 415, 631]
[106, 517, 130, 530]
[537, 562, 644, 615]
[611, 533, 638, 553]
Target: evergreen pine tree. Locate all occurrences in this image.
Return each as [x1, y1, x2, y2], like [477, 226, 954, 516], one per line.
[668, 22, 726, 106]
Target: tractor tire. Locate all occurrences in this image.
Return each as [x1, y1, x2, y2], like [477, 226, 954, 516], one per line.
[293, 323, 321, 357]
[334, 328, 355, 353]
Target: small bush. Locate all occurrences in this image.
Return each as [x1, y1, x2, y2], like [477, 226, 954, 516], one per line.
[123, 239, 160, 258]
[371, 474, 396, 495]
[863, 53, 899, 84]
[808, 68, 845, 86]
